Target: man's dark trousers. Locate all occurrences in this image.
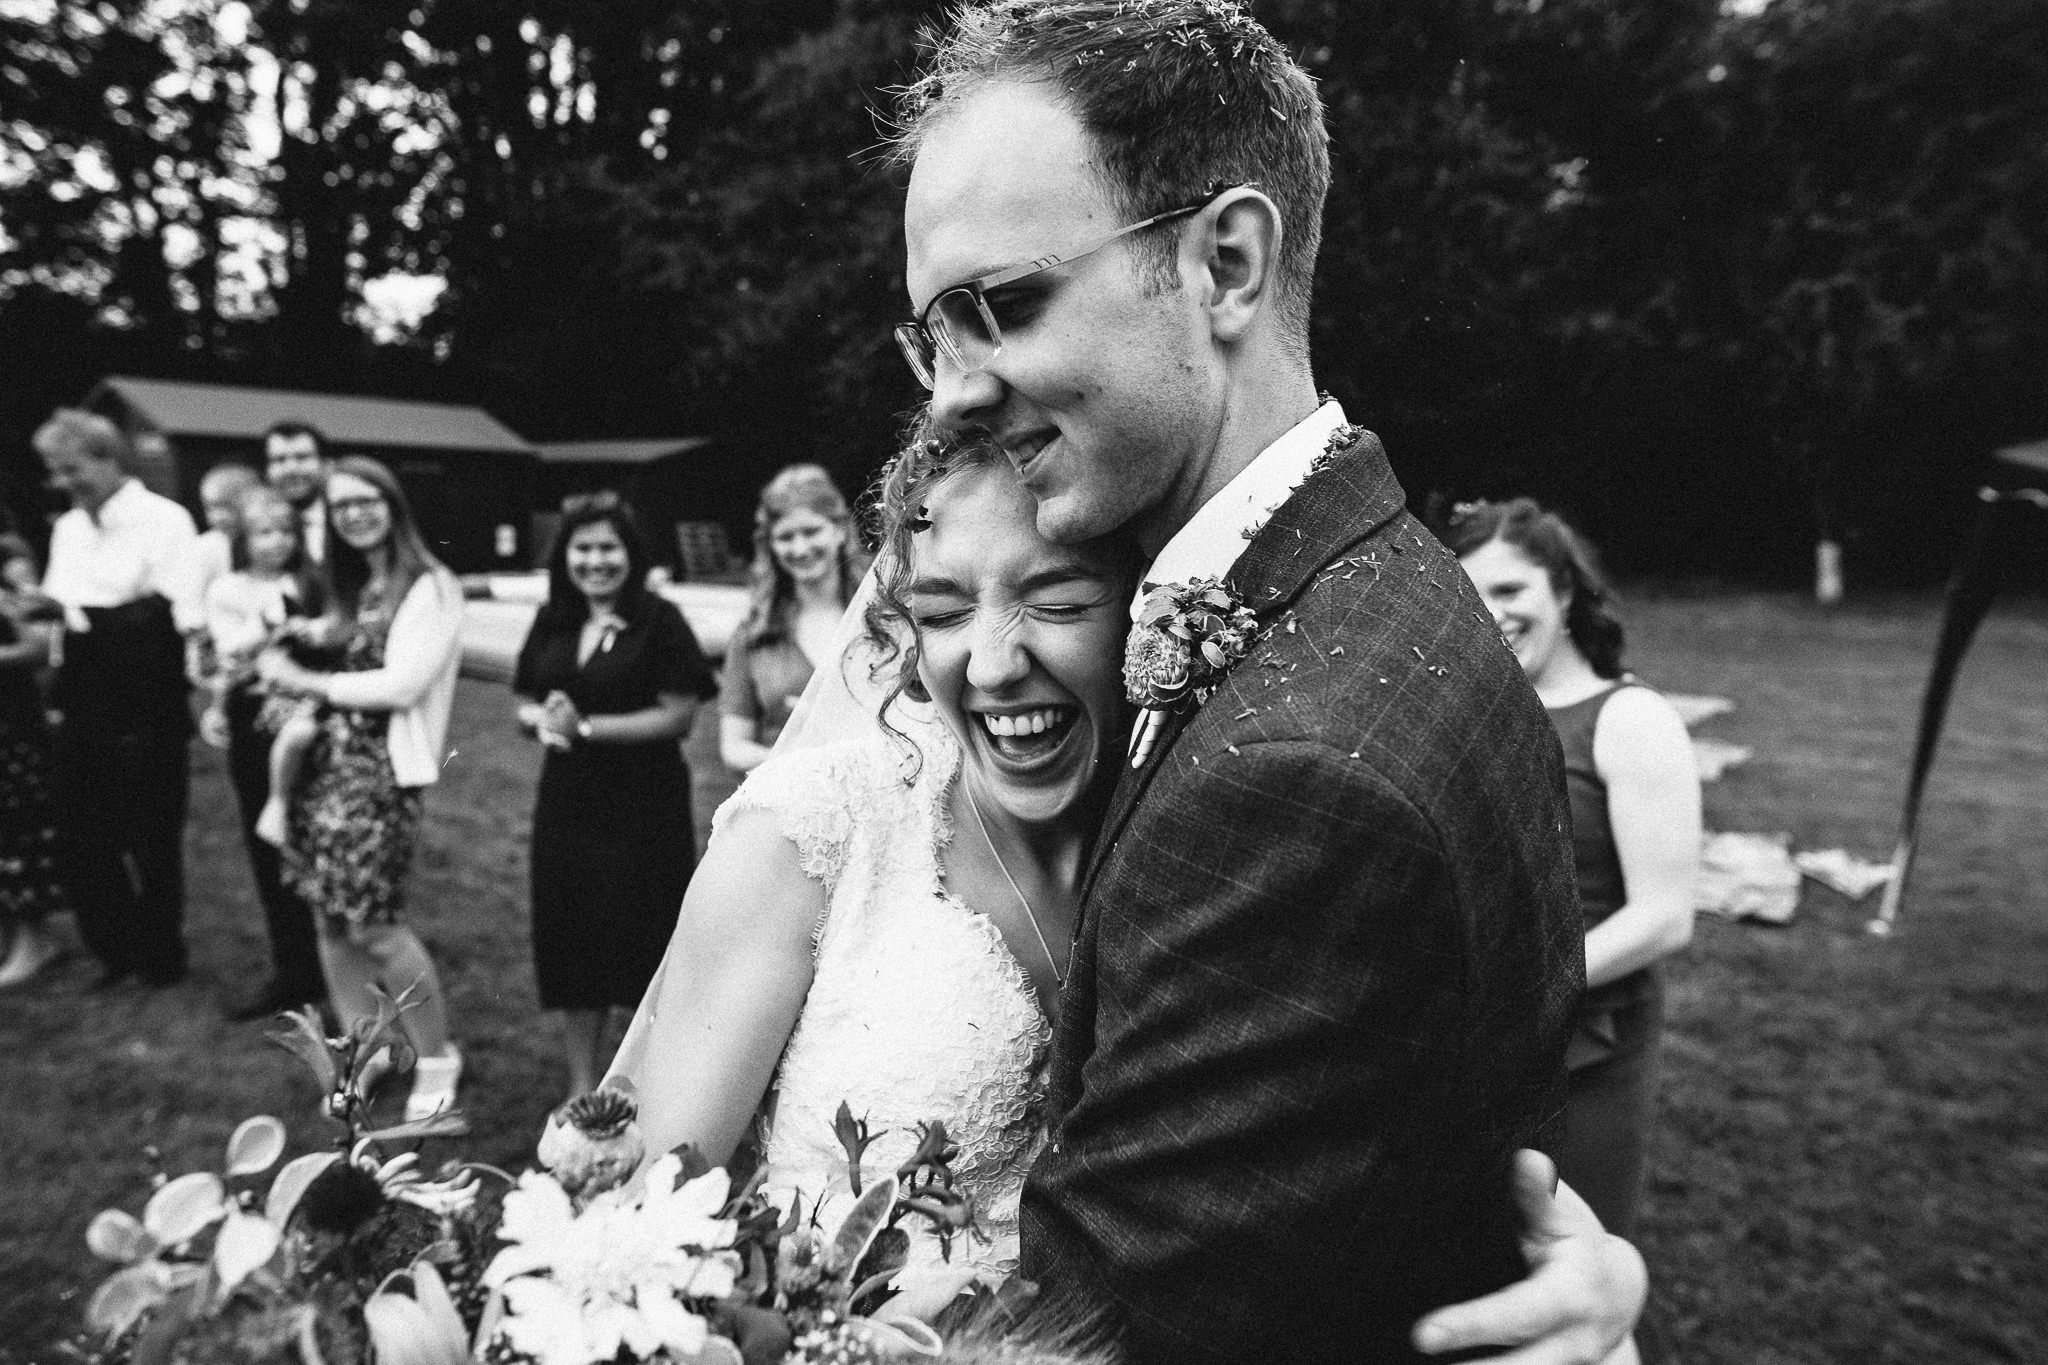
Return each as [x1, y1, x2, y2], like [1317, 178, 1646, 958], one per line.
[50, 596, 195, 985]
[52, 727, 190, 983]
[224, 685, 323, 1000]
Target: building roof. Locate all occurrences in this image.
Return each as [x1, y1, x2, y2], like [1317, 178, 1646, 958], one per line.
[87, 376, 534, 456]
[1994, 439, 2048, 479]
[533, 438, 711, 466]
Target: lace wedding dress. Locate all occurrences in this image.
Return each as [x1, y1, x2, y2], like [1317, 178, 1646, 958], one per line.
[706, 721, 1050, 1286]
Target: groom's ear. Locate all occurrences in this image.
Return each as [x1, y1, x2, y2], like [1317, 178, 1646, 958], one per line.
[1195, 188, 1282, 344]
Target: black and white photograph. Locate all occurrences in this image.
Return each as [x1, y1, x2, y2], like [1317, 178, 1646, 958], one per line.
[1, 2, 2044, 1362]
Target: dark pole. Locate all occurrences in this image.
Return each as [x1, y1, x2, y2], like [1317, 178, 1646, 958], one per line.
[1870, 443, 2048, 934]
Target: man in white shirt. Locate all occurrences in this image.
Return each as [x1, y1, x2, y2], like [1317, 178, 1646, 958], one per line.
[216, 420, 334, 1021]
[36, 409, 201, 989]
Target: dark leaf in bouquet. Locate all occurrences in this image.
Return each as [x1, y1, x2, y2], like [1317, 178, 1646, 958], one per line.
[895, 1120, 959, 1182]
[268, 1010, 339, 1096]
[848, 1225, 912, 1316]
[127, 1279, 202, 1365]
[825, 1174, 898, 1279]
[667, 1141, 713, 1183]
[832, 1102, 881, 1196]
[735, 1241, 772, 1300]
[359, 1111, 471, 1144]
[709, 1302, 795, 1365]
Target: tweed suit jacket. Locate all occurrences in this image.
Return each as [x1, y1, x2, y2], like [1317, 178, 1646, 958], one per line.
[1019, 430, 1582, 1364]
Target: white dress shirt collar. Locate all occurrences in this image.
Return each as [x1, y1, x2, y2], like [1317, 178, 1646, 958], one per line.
[91, 476, 147, 526]
[1132, 399, 1348, 618]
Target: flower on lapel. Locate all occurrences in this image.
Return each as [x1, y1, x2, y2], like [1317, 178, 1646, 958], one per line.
[1124, 577, 1259, 711]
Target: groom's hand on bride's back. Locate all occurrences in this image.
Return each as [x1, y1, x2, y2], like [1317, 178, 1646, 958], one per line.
[1411, 1150, 1646, 1364]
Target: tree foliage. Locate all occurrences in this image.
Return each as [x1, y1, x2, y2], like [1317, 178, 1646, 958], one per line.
[3, 0, 2045, 580]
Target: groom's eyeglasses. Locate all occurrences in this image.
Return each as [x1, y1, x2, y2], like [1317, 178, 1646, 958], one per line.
[893, 181, 1254, 391]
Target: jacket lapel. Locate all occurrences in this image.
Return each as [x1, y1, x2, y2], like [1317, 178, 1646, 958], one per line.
[1076, 430, 1410, 902]
[1225, 428, 1409, 624]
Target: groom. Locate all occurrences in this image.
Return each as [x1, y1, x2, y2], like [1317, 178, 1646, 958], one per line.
[893, 3, 1640, 1361]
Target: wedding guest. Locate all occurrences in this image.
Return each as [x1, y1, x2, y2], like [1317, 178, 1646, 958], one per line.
[37, 409, 202, 990]
[718, 465, 863, 773]
[201, 483, 345, 865]
[218, 427, 333, 1020]
[1449, 498, 1701, 1241]
[263, 421, 329, 567]
[257, 457, 464, 1120]
[194, 462, 262, 606]
[513, 492, 716, 1096]
[0, 536, 65, 990]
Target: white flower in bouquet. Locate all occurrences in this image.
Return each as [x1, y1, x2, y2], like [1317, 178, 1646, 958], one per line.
[483, 1153, 741, 1365]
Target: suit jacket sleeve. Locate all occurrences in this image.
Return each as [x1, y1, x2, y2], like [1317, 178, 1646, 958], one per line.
[1025, 737, 1554, 1364]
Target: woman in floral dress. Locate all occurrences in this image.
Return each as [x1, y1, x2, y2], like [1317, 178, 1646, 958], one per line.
[257, 457, 465, 1122]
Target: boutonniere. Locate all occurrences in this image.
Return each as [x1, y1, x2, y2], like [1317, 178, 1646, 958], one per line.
[1123, 577, 1259, 766]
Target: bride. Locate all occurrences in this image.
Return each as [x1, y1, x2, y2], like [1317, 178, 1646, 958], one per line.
[608, 429, 1644, 1356]
[609, 430, 1125, 1295]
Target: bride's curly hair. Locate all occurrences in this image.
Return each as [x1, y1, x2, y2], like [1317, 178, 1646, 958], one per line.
[1439, 496, 1627, 679]
[859, 413, 1013, 728]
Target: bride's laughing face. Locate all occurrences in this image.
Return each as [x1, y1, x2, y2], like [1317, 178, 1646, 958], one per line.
[906, 461, 1133, 826]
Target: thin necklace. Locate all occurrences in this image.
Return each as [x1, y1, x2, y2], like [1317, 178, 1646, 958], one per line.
[965, 783, 1070, 989]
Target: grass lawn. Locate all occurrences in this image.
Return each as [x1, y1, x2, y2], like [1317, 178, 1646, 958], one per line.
[2, 589, 2044, 1363]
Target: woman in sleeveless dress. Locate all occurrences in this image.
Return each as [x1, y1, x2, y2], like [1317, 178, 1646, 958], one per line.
[1450, 499, 1700, 1241]
[611, 436, 1136, 1298]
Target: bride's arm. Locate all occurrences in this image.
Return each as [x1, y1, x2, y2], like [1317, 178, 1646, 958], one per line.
[610, 806, 827, 1167]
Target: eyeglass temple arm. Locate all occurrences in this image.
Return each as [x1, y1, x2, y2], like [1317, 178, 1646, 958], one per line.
[970, 201, 1213, 292]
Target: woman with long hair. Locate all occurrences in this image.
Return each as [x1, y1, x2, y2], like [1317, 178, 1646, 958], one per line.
[513, 491, 716, 1097]
[257, 456, 466, 1122]
[716, 464, 863, 773]
[1446, 498, 1700, 1251]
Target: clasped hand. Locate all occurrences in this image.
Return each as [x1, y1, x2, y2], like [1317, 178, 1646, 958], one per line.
[520, 690, 583, 750]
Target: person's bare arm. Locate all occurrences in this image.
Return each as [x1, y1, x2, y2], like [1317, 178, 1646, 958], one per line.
[607, 807, 824, 1166]
[1584, 687, 1702, 987]
[543, 690, 699, 747]
[719, 713, 774, 772]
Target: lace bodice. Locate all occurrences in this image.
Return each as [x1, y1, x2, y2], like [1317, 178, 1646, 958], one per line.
[711, 725, 1050, 1285]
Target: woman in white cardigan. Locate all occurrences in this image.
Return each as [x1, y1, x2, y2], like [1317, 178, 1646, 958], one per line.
[258, 457, 465, 1122]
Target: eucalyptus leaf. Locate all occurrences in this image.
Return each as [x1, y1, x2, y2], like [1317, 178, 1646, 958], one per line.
[224, 1115, 288, 1177]
[84, 1263, 172, 1339]
[142, 1172, 226, 1248]
[265, 1151, 341, 1228]
[85, 1208, 154, 1264]
[269, 1010, 338, 1095]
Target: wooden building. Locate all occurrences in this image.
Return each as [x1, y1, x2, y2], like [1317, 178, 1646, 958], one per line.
[532, 438, 746, 580]
[83, 376, 539, 573]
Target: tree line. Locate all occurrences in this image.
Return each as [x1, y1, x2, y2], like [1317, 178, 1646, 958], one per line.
[4, 0, 2044, 583]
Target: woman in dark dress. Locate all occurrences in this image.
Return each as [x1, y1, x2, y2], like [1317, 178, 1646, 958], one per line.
[1450, 499, 1700, 1365]
[514, 492, 717, 1096]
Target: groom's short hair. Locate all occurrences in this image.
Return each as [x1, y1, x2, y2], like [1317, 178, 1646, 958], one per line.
[888, 0, 1330, 345]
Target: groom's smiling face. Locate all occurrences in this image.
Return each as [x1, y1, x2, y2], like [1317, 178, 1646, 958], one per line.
[905, 81, 1214, 553]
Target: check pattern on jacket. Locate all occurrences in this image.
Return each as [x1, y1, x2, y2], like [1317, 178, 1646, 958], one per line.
[1020, 430, 1583, 1365]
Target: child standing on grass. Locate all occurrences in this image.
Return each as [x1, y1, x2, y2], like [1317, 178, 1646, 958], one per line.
[200, 486, 346, 850]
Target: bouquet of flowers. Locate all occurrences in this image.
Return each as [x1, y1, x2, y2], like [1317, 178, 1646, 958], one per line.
[71, 994, 1029, 1365]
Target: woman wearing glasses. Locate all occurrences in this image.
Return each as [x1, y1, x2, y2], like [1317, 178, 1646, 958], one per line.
[717, 465, 865, 774]
[515, 493, 717, 1097]
[256, 457, 467, 1122]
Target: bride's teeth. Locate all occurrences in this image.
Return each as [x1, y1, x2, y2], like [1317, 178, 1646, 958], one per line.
[981, 707, 1070, 739]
